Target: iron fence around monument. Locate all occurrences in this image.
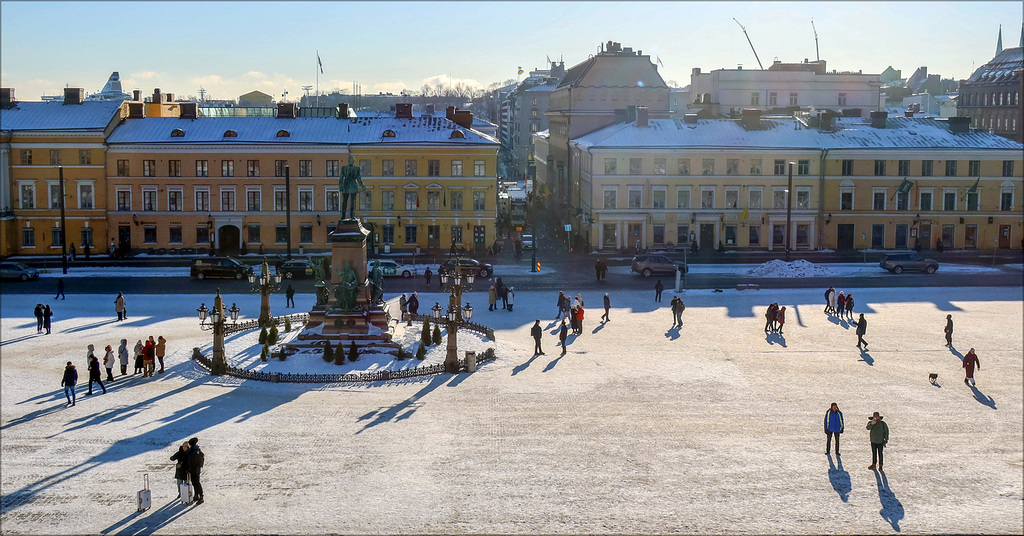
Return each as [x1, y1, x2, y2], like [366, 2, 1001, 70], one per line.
[224, 313, 311, 335]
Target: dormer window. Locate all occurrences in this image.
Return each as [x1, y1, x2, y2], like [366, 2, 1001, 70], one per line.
[449, 130, 466, 139]
[171, 128, 185, 137]
[382, 129, 396, 138]
[223, 130, 237, 137]
[276, 129, 290, 137]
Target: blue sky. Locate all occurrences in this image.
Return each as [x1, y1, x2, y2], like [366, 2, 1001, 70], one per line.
[1, 1, 1021, 101]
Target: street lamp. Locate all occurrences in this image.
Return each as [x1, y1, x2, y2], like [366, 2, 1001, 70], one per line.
[439, 257, 476, 373]
[196, 289, 232, 375]
[249, 259, 282, 327]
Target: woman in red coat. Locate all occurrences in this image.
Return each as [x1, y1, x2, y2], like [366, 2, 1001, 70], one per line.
[963, 348, 980, 386]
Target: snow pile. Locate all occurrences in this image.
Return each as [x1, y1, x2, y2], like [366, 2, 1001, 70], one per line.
[747, 259, 835, 278]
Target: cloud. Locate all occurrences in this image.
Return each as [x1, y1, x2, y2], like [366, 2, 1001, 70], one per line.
[420, 74, 484, 89]
[130, 71, 159, 80]
[29, 78, 54, 86]
[366, 81, 411, 94]
[190, 75, 223, 86]
[243, 71, 266, 79]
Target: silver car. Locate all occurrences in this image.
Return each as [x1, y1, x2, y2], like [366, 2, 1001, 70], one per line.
[0, 262, 40, 281]
[879, 252, 939, 274]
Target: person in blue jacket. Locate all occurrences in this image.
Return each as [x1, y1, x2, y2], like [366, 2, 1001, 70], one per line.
[824, 402, 844, 456]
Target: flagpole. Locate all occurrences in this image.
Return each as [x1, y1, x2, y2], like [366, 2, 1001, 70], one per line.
[316, 51, 319, 108]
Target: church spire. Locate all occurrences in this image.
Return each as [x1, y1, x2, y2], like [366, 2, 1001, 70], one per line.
[1019, 22, 1023, 48]
[995, 24, 1002, 56]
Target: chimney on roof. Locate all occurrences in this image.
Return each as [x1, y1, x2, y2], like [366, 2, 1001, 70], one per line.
[683, 113, 698, 124]
[426, 104, 435, 115]
[132, 89, 142, 101]
[277, 102, 297, 119]
[63, 87, 84, 105]
[870, 110, 888, 129]
[165, 93, 174, 103]
[337, 103, 350, 119]
[626, 105, 638, 123]
[128, 102, 145, 119]
[446, 106, 456, 121]
[947, 116, 971, 134]
[636, 106, 649, 127]
[819, 110, 836, 131]
[453, 109, 474, 129]
[395, 103, 413, 119]
[1, 88, 14, 109]
[904, 110, 915, 118]
[179, 102, 198, 120]
[741, 108, 762, 130]
[152, 88, 161, 104]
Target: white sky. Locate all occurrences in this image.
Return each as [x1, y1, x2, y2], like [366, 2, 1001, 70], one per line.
[1, 1, 1021, 102]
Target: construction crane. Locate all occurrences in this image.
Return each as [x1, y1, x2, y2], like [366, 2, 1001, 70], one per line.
[811, 18, 820, 61]
[733, 18, 764, 70]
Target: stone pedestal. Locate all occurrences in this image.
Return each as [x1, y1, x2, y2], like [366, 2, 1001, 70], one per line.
[329, 219, 370, 291]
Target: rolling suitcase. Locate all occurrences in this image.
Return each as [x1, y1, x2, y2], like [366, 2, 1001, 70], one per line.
[179, 474, 194, 505]
[137, 474, 151, 512]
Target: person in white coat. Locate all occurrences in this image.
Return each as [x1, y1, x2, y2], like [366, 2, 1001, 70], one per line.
[103, 344, 116, 381]
[118, 339, 129, 375]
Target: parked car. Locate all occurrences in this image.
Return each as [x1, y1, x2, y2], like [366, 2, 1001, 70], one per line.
[521, 234, 536, 250]
[0, 262, 40, 281]
[438, 257, 493, 278]
[879, 252, 939, 274]
[368, 259, 416, 278]
[631, 254, 687, 277]
[278, 259, 314, 279]
[190, 257, 253, 280]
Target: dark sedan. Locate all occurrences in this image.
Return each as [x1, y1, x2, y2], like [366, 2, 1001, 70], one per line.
[438, 258, 493, 278]
[278, 260, 315, 279]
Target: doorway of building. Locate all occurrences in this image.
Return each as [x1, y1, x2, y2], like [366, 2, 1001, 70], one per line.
[427, 225, 440, 250]
[218, 225, 240, 256]
[895, 224, 909, 249]
[871, 224, 885, 249]
[473, 226, 486, 253]
[699, 223, 715, 249]
[118, 225, 132, 258]
[919, 224, 931, 250]
[941, 224, 955, 249]
[628, 223, 643, 251]
[998, 225, 1011, 248]
[836, 224, 855, 250]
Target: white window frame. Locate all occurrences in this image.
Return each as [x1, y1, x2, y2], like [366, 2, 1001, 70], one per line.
[675, 187, 691, 209]
[748, 187, 763, 210]
[724, 187, 739, 209]
[246, 186, 261, 211]
[999, 181, 1015, 211]
[627, 186, 643, 209]
[772, 187, 787, 210]
[220, 186, 237, 211]
[273, 186, 287, 211]
[115, 186, 132, 211]
[603, 187, 618, 209]
[700, 186, 715, 209]
[194, 186, 211, 212]
[168, 186, 184, 212]
[77, 180, 95, 209]
[942, 188, 958, 211]
[142, 185, 158, 211]
[46, 180, 62, 209]
[323, 186, 339, 212]
[796, 187, 811, 210]
[297, 187, 314, 212]
[918, 187, 935, 211]
[18, 181, 37, 209]
[652, 186, 667, 209]
[839, 180, 855, 211]
[872, 187, 887, 211]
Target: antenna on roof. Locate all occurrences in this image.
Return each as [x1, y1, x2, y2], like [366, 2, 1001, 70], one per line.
[811, 18, 820, 62]
[733, 18, 765, 70]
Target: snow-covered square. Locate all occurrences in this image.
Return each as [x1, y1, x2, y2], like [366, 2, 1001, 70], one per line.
[1, 284, 1022, 534]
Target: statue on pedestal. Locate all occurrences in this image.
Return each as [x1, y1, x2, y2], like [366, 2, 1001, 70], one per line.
[339, 155, 366, 221]
[332, 261, 360, 311]
[366, 260, 384, 305]
[312, 258, 330, 306]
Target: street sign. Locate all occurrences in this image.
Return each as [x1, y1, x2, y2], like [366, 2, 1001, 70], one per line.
[564, 224, 571, 232]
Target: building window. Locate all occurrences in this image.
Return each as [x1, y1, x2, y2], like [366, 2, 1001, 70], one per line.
[196, 160, 208, 177]
[427, 160, 440, 176]
[79, 150, 91, 165]
[404, 225, 417, 244]
[677, 159, 690, 175]
[300, 224, 313, 244]
[326, 160, 340, 177]
[873, 191, 886, 210]
[80, 227, 94, 247]
[117, 159, 130, 176]
[222, 160, 234, 177]
[78, 183, 94, 209]
[773, 189, 787, 209]
[275, 160, 287, 177]
[749, 225, 761, 246]
[793, 159, 808, 175]
[701, 189, 714, 209]
[143, 226, 157, 244]
[797, 190, 810, 209]
[450, 190, 463, 211]
[168, 225, 182, 244]
[945, 160, 957, 177]
[702, 158, 714, 175]
[750, 159, 762, 175]
[921, 160, 933, 176]
[275, 225, 288, 243]
[789, 92, 798, 106]
[750, 92, 759, 105]
[143, 190, 157, 211]
[897, 160, 910, 176]
[653, 189, 666, 209]
[51, 227, 63, 247]
[298, 190, 313, 211]
[169, 190, 183, 211]
[840, 191, 853, 210]
[968, 160, 981, 177]
[652, 158, 666, 175]
[195, 190, 210, 211]
[1000, 191, 1013, 211]
[676, 188, 690, 209]
[221, 190, 235, 211]
[896, 191, 909, 211]
[404, 191, 418, 211]
[472, 191, 486, 211]
[474, 160, 486, 177]
[838, 92, 847, 106]
[358, 160, 371, 176]
[774, 159, 786, 175]
[381, 224, 394, 244]
[299, 160, 312, 177]
[167, 160, 181, 177]
[20, 150, 32, 165]
[725, 189, 738, 209]
[451, 160, 463, 177]
[1003, 161, 1014, 177]
[768, 92, 777, 106]
[726, 159, 739, 175]
[749, 189, 762, 210]
[966, 192, 979, 211]
[246, 190, 261, 211]
[325, 190, 339, 212]
[874, 160, 886, 176]
[382, 190, 395, 211]
[360, 189, 371, 211]
[247, 224, 260, 243]
[143, 160, 156, 177]
[943, 191, 956, 211]
[603, 189, 617, 209]
[629, 158, 642, 175]
[405, 160, 417, 176]
[116, 189, 131, 211]
[627, 188, 642, 209]
[247, 160, 260, 177]
[196, 226, 210, 244]
[382, 159, 395, 177]
[920, 191, 933, 211]
[842, 160, 854, 176]
[47, 183, 60, 208]
[604, 158, 617, 174]
[274, 190, 287, 211]
[22, 227, 36, 246]
[427, 190, 440, 211]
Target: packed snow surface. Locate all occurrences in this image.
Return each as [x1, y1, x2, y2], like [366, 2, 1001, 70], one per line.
[747, 259, 836, 277]
[1, 286, 1022, 534]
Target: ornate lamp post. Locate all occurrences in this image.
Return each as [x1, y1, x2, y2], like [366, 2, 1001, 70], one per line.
[248, 259, 282, 327]
[197, 289, 239, 375]
[438, 259, 475, 373]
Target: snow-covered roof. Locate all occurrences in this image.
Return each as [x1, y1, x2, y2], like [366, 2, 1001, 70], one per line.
[0, 100, 122, 131]
[525, 84, 558, 93]
[966, 46, 1023, 83]
[571, 117, 1024, 151]
[106, 116, 500, 146]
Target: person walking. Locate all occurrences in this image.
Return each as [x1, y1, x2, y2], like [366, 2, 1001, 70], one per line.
[118, 339, 129, 376]
[507, 287, 515, 312]
[671, 296, 686, 328]
[133, 340, 145, 374]
[654, 279, 665, 302]
[559, 319, 568, 356]
[962, 348, 980, 386]
[824, 286, 836, 315]
[61, 361, 78, 406]
[43, 305, 53, 335]
[777, 306, 787, 335]
[944, 315, 954, 347]
[115, 292, 126, 321]
[836, 292, 846, 320]
[156, 335, 167, 373]
[556, 291, 567, 320]
[399, 293, 408, 321]
[285, 284, 295, 308]
[601, 293, 611, 322]
[55, 278, 66, 300]
[424, 267, 432, 286]
[408, 292, 419, 316]
[595, 260, 602, 281]
[143, 337, 156, 377]
[103, 345, 115, 382]
[844, 293, 855, 321]
[495, 278, 506, 310]
[488, 285, 497, 312]
[764, 302, 778, 333]
[866, 411, 889, 471]
[531, 319, 544, 355]
[855, 313, 868, 349]
[574, 304, 584, 335]
[86, 347, 106, 395]
[600, 260, 608, 280]
[34, 303, 44, 334]
[186, 437, 205, 505]
[824, 402, 845, 456]
[170, 441, 191, 496]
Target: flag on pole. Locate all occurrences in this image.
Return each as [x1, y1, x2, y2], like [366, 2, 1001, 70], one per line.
[740, 205, 749, 221]
[317, 51, 323, 74]
[891, 177, 913, 199]
[962, 176, 981, 200]
[517, 66, 524, 75]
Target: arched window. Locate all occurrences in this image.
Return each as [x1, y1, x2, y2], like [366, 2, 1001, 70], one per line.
[171, 128, 185, 137]
[382, 129, 396, 138]
[276, 129, 290, 137]
[223, 130, 237, 137]
[449, 130, 465, 139]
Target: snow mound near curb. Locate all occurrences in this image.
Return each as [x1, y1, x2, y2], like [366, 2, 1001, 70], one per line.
[746, 259, 834, 278]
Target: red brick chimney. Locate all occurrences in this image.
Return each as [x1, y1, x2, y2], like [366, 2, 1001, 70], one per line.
[395, 103, 413, 119]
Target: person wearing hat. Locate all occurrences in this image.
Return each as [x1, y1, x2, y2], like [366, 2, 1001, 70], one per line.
[962, 348, 980, 386]
[855, 313, 868, 349]
[866, 411, 889, 471]
[61, 361, 78, 406]
[186, 437, 205, 504]
[944, 315, 954, 347]
[531, 319, 544, 356]
[823, 403, 844, 456]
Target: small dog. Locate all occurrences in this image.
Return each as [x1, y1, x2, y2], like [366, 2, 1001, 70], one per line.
[928, 373, 938, 385]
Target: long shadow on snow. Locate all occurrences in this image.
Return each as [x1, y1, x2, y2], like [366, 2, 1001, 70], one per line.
[355, 374, 452, 434]
[873, 468, 904, 532]
[0, 371, 301, 516]
[968, 384, 996, 409]
[859, 349, 874, 366]
[826, 453, 850, 502]
[101, 497, 194, 535]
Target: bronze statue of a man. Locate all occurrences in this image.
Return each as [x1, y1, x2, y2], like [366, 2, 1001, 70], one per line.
[339, 155, 367, 221]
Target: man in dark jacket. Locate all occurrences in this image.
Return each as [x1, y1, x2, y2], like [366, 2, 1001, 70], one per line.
[824, 402, 844, 455]
[34, 304, 44, 334]
[170, 441, 190, 492]
[55, 278, 65, 300]
[186, 437, 205, 504]
[559, 320, 568, 356]
[855, 313, 868, 349]
[531, 319, 544, 355]
[61, 361, 78, 406]
[285, 284, 295, 308]
[601, 293, 611, 322]
[944, 314, 953, 347]
[866, 412, 889, 471]
[654, 280, 664, 302]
